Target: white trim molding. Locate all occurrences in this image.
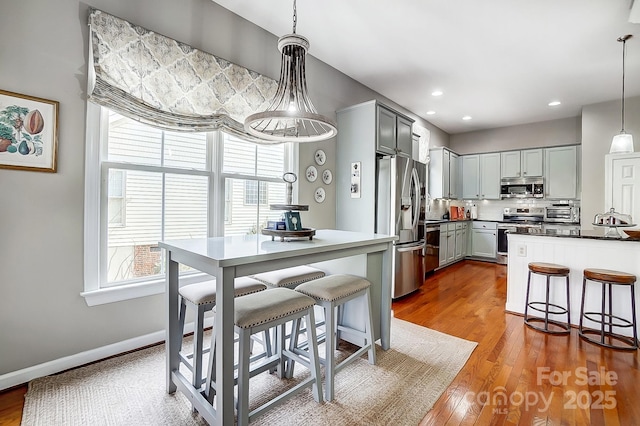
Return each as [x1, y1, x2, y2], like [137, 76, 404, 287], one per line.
[0, 317, 214, 391]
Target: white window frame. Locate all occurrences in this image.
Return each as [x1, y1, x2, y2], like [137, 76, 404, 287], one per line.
[107, 169, 126, 227]
[82, 103, 298, 306]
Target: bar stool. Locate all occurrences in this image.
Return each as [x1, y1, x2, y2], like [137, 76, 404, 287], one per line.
[292, 274, 376, 401]
[524, 262, 571, 334]
[252, 265, 327, 363]
[177, 277, 267, 389]
[579, 268, 638, 350]
[204, 288, 323, 426]
[251, 265, 325, 289]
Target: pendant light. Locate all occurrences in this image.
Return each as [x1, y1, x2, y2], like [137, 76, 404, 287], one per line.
[610, 34, 634, 154]
[244, 0, 337, 144]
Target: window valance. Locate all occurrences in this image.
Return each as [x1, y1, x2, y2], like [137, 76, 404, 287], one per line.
[87, 9, 277, 140]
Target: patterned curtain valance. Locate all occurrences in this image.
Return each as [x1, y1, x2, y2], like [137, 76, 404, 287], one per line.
[87, 9, 277, 140]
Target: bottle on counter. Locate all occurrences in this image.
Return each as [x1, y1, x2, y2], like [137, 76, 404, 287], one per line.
[466, 208, 471, 219]
[471, 204, 478, 219]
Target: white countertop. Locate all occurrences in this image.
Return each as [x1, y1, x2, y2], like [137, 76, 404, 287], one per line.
[159, 229, 398, 267]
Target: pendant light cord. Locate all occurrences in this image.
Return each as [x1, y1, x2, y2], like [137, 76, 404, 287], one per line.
[292, 0, 297, 34]
[618, 34, 632, 133]
[621, 37, 626, 132]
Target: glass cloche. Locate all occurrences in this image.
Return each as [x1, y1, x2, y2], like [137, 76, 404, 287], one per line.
[593, 208, 635, 238]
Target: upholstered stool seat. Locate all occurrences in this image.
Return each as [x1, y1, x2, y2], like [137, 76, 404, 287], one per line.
[178, 277, 267, 389]
[292, 274, 376, 401]
[579, 268, 638, 350]
[524, 262, 571, 334]
[205, 288, 323, 426]
[251, 265, 325, 289]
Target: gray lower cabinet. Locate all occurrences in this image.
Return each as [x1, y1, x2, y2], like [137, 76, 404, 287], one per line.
[455, 222, 468, 260]
[439, 222, 469, 267]
[471, 221, 497, 258]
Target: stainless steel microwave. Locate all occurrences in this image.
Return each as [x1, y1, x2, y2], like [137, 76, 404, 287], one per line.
[500, 177, 544, 199]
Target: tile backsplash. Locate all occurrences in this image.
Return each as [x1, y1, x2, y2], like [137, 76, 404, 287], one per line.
[425, 198, 580, 221]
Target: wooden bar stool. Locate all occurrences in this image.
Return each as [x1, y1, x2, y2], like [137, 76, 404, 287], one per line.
[204, 288, 323, 426]
[524, 262, 571, 334]
[579, 268, 638, 350]
[177, 277, 267, 390]
[292, 274, 376, 401]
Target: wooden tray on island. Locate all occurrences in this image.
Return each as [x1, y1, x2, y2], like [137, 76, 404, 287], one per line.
[261, 228, 316, 242]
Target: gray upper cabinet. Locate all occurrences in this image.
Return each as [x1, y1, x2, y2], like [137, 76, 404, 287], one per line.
[429, 147, 460, 199]
[376, 104, 414, 155]
[461, 153, 500, 199]
[544, 145, 578, 199]
[501, 148, 543, 178]
[522, 149, 543, 176]
[376, 105, 396, 155]
[336, 100, 415, 233]
[396, 115, 413, 156]
[480, 153, 501, 199]
[500, 151, 521, 178]
[462, 155, 480, 199]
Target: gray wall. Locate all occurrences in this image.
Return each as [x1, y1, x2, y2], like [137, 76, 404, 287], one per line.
[0, 0, 446, 376]
[448, 116, 581, 154]
[581, 96, 640, 230]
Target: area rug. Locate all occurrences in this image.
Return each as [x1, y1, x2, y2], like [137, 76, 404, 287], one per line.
[21, 318, 477, 425]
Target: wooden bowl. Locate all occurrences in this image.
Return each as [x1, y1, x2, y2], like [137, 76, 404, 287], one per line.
[623, 229, 640, 239]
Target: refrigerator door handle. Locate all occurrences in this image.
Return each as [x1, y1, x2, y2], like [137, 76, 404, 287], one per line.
[396, 242, 425, 253]
[411, 167, 421, 235]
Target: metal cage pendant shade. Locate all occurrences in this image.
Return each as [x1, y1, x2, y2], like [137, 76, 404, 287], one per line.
[610, 34, 634, 154]
[244, 1, 337, 144]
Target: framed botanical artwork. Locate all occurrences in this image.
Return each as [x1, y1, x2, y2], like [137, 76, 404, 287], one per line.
[0, 89, 59, 172]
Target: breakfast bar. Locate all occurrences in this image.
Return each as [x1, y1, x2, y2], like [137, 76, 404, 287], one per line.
[506, 230, 640, 337]
[159, 229, 396, 425]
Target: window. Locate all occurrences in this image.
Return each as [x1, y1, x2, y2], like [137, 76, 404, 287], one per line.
[83, 105, 295, 305]
[108, 170, 125, 226]
[221, 134, 289, 236]
[244, 180, 268, 205]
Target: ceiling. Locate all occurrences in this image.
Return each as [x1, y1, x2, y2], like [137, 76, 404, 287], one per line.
[212, 0, 640, 135]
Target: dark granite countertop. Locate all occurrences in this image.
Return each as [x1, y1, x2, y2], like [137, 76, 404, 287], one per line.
[508, 228, 640, 241]
[422, 218, 499, 224]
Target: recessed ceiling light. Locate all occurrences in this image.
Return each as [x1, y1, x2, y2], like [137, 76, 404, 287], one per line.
[548, 101, 561, 106]
[431, 90, 443, 97]
[462, 115, 472, 120]
[426, 111, 436, 115]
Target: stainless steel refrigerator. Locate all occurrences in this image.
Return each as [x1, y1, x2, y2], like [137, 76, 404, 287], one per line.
[376, 154, 425, 298]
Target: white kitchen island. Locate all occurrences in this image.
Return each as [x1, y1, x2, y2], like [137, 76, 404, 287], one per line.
[506, 231, 640, 337]
[159, 229, 396, 425]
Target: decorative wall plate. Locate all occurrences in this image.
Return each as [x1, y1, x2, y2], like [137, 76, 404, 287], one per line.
[305, 165, 318, 182]
[314, 187, 326, 203]
[322, 169, 333, 185]
[314, 149, 326, 166]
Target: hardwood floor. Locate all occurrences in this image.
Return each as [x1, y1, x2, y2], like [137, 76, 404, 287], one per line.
[393, 260, 640, 425]
[2, 260, 639, 425]
[0, 386, 26, 426]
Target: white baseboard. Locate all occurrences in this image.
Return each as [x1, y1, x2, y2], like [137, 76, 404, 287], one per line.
[0, 317, 214, 391]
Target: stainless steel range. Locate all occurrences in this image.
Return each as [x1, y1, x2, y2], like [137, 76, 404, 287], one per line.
[497, 207, 544, 264]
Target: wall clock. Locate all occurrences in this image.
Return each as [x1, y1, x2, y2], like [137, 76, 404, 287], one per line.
[305, 165, 318, 182]
[314, 149, 326, 166]
[314, 187, 326, 203]
[322, 169, 333, 185]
